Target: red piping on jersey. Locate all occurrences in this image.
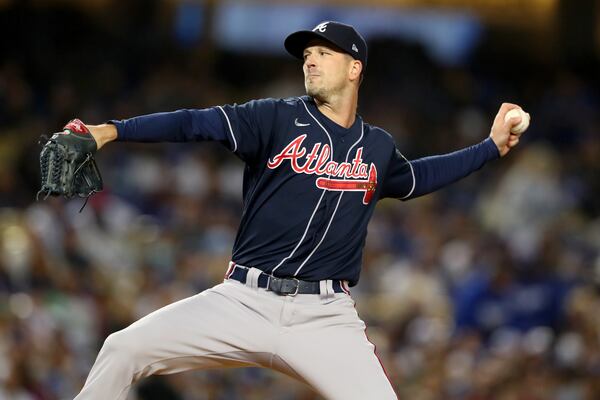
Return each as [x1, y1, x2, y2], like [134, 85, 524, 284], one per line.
[224, 262, 236, 279]
[340, 281, 351, 295]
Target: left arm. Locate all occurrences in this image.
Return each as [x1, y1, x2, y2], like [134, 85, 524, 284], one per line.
[409, 137, 499, 198]
[380, 103, 528, 200]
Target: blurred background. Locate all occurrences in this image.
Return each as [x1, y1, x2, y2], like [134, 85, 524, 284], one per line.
[1, 0, 599, 399]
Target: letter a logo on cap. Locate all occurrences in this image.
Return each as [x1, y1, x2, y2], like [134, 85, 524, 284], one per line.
[313, 22, 329, 33]
[352, 43, 358, 52]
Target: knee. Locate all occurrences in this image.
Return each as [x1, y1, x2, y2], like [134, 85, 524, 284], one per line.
[101, 329, 142, 361]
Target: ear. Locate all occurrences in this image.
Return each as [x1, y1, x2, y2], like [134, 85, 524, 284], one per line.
[349, 59, 363, 82]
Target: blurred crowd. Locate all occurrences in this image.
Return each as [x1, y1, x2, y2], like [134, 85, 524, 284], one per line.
[1, 2, 599, 400]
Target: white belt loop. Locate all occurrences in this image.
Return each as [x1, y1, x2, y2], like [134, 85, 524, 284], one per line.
[326, 280, 334, 296]
[319, 280, 327, 298]
[319, 280, 334, 299]
[246, 267, 262, 290]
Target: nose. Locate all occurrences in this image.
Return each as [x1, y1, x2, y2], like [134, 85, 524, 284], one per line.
[304, 54, 316, 69]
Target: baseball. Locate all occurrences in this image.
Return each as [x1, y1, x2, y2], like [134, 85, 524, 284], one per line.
[504, 108, 530, 135]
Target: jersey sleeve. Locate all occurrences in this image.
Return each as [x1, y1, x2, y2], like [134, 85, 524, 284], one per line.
[110, 98, 278, 163]
[112, 108, 229, 144]
[380, 145, 416, 200]
[217, 98, 278, 163]
[381, 137, 500, 200]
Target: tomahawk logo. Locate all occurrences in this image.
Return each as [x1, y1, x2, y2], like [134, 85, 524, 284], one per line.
[313, 22, 329, 33]
[267, 135, 378, 205]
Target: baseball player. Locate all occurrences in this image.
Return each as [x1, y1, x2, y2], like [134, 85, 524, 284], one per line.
[71, 21, 527, 399]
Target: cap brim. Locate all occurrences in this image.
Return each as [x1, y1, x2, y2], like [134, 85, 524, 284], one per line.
[284, 30, 330, 60]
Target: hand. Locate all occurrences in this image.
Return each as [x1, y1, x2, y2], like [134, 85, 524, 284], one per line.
[489, 103, 528, 157]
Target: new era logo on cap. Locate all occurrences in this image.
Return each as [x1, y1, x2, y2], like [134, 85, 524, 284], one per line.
[284, 21, 368, 68]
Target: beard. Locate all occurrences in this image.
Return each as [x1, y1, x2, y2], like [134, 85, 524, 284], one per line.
[305, 76, 339, 103]
[304, 73, 346, 103]
[305, 83, 329, 102]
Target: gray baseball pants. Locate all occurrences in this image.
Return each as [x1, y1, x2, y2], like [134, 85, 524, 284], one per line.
[74, 268, 397, 399]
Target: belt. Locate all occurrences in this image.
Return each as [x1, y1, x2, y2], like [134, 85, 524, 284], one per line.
[226, 264, 349, 296]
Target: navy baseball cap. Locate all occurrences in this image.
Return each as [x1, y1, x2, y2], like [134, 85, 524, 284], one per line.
[285, 21, 368, 68]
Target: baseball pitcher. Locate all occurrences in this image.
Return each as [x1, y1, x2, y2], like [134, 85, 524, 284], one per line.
[40, 22, 529, 400]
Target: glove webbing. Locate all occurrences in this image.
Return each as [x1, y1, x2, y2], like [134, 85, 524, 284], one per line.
[36, 136, 102, 212]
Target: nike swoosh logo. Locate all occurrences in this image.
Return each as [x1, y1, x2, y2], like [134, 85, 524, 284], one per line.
[294, 118, 310, 127]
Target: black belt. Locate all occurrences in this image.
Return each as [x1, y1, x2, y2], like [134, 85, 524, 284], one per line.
[227, 266, 348, 296]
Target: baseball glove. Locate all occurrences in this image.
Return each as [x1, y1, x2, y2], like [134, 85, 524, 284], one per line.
[37, 119, 103, 209]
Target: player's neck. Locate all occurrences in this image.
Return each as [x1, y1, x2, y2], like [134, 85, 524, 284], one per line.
[314, 89, 358, 128]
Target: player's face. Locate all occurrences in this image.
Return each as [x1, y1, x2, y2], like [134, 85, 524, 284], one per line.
[302, 40, 354, 101]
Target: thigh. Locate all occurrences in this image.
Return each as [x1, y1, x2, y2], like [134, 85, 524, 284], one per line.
[277, 296, 397, 400]
[113, 280, 278, 374]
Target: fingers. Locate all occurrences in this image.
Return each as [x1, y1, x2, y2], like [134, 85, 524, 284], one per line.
[497, 102, 520, 118]
[490, 102, 528, 157]
[507, 133, 520, 148]
[500, 102, 520, 111]
[499, 105, 530, 135]
[505, 116, 524, 137]
[493, 103, 520, 127]
[505, 115, 522, 127]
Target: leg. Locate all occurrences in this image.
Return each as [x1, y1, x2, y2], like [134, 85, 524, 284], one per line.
[277, 294, 397, 400]
[75, 281, 277, 400]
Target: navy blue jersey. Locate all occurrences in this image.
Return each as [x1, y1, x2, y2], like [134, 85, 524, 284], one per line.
[112, 96, 499, 285]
